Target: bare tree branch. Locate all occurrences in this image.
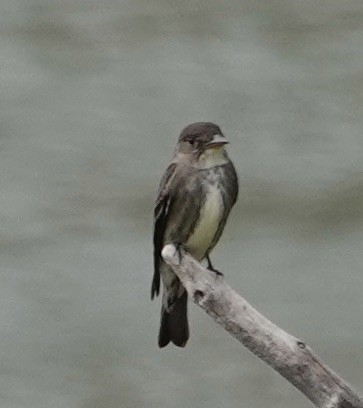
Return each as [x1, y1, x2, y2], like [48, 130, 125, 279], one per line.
[162, 244, 363, 408]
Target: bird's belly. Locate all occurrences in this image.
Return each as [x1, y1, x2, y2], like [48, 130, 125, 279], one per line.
[185, 184, 223, 261]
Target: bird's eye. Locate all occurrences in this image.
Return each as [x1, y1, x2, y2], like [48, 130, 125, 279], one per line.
[188, 140, 195, 146]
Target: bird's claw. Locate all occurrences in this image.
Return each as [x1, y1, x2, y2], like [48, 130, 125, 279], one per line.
[207, 266, 224, 277]
[206, 255, 224, 277]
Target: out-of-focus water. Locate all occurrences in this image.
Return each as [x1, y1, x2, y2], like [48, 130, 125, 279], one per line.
[1, 1, 363, 407]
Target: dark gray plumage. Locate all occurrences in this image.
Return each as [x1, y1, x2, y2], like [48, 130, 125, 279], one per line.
[152, 122, 238, 347]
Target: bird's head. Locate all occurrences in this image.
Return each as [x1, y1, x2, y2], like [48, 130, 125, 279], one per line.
[175, 123, 229, 164]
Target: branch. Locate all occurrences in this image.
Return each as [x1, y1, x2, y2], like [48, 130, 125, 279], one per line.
[162, 244, 363, 408]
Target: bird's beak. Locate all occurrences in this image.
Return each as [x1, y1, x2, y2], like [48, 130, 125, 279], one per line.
[206, 134, 229, 149]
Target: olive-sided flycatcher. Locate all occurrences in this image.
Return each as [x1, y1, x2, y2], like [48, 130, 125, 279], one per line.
[152, 122, 238, 347]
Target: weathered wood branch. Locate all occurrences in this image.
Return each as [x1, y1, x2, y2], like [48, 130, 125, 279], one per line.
[162, 244, 363, 408]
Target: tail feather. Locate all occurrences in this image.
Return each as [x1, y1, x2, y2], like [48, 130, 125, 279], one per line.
[158, 291, 189, 348]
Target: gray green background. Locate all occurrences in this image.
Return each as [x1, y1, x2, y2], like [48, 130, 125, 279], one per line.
[1, 1, 363, 407]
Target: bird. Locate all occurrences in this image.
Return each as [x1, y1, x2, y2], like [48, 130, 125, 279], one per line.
[152, 122, 238, 347]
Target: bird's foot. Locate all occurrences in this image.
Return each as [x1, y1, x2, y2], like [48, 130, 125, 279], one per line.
[206, 256, 224, 276]
[207, 266, 224, 277]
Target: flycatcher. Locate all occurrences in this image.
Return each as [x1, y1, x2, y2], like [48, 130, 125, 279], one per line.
[152, 122, 238, 347]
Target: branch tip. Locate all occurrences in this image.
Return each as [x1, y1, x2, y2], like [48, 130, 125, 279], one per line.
[161, 244, 180, 265]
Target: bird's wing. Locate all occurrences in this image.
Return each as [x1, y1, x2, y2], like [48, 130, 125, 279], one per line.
[151, 163, 177, 299]
[208, 160, 239, 253]
[225, 160, 239, 206]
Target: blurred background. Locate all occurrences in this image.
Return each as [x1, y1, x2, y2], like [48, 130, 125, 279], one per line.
[1, 0, 363, 407]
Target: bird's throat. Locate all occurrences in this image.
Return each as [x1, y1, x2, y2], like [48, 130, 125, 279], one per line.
[196, 147, 228, 169]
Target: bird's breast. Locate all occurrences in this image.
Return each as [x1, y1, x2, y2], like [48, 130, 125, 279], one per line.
[185, 182, 224, 260]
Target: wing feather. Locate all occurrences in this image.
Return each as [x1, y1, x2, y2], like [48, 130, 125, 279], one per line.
[151, 163, 177, 299]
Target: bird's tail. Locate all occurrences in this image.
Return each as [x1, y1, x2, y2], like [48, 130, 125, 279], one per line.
[158, 290, 189, 348]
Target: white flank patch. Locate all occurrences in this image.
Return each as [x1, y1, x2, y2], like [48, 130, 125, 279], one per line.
[186, 183, 223, 260]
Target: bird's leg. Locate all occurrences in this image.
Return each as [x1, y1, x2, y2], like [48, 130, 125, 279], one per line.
[174, 242, 184, 264]
[206, 255, 224, 276]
